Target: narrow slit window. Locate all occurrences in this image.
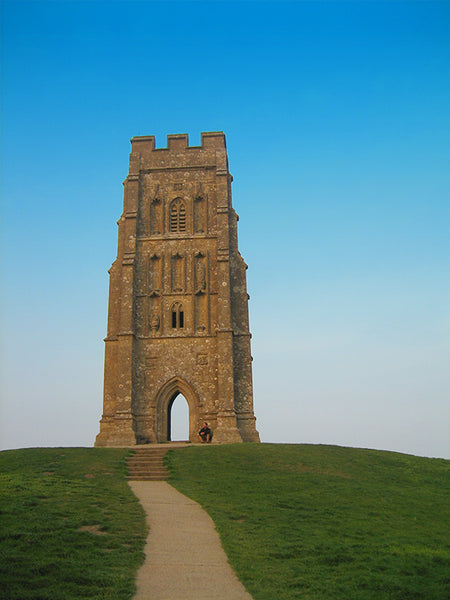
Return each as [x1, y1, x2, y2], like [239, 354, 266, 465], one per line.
[171, 303, 184, 329]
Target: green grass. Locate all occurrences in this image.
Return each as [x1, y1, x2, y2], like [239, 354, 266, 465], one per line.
[166, 443, 450, 600]
[1, 444, 448, 600]
[0, 448, 147, 600]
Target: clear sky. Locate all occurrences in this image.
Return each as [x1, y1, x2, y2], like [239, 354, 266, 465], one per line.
[1, 0, 449, 458]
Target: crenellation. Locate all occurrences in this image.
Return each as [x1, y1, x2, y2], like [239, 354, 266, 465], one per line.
[167, 133, 189, 151]
[130, 131, 226, 154]
[130, 135, 156, 152]
[201, 131, 226, 149]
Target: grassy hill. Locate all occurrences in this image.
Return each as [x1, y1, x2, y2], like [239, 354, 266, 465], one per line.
[1, 444, 448, 600]
[166, 444, 449, 600]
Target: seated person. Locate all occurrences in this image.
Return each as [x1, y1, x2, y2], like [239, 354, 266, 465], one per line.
[198, 422, 213, 443]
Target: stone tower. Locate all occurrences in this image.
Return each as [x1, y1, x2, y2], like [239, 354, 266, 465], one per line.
[95, 132, 260, 446]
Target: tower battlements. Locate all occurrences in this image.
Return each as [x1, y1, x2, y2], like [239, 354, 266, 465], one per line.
[130, 132, 226, 153]
[128, 132, 229, 175]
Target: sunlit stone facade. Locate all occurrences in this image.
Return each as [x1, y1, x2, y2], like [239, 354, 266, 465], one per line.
[95, 133, 260, 446]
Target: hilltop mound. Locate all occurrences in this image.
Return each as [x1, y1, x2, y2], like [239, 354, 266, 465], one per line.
[1, 444, 448, 600]
[166, 443, 449, 600]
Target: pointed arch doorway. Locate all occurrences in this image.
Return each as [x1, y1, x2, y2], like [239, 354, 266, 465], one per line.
[155, 377, 199, 443]
[169, 393, 189, 441]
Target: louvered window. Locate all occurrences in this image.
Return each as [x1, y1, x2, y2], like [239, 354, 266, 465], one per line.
[170, 199, 186, 232]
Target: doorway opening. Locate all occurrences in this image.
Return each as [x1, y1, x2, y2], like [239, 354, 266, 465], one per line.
[168, 393, 189, 441]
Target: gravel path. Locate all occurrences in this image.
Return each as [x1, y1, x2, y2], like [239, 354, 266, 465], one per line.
[129, 481, 254, 600]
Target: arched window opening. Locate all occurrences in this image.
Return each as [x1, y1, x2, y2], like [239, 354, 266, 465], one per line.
[170, 198, 186, 233]
[171, 302, 184, 329]
[169, 393, 189, 441]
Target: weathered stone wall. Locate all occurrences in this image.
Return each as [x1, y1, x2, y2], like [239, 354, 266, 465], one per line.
[95, 132, 260, 446]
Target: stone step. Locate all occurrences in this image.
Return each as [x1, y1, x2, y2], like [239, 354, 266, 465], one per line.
[132, 447, 169, 452]
[127, 461, 165, 466]
[128, 466, 165, 472]
[128, 460, 165, 464]
[127, 467, 167, 474]
[126, 460, 166, 466]
[126, 448, 170, 481]
[127, 464, 167, 469]
[127, 468, 168, 473]
[126, 454, 167, 459]
[127, 475, 169, 481]
[127, 456, 164, 464]
[130, 448, 167, 456]
[127, 458, 165, 463]
[128, 467, 165, 472]
[128, 474, 168, 480]
[127, 458, 164, 462]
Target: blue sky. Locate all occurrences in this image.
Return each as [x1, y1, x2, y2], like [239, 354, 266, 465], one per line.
[1, 0, 449, 458]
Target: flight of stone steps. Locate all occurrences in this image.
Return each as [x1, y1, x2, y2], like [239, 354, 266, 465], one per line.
[126, 447, 170, 481]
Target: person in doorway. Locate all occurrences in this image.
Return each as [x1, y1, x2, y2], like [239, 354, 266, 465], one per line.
[198, 422, 213, 443]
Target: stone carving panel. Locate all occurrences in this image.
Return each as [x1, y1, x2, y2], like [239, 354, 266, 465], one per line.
[148, 297, 161, 336]
[149, 253, 162, 296]
[194, 251, 207, 294]
[194, 196, 207, 234]
[194, 252, 208, 332]
[171, 252, 185, 293]
[194, 293, 207, 333]
[150, 198, 163, 235]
